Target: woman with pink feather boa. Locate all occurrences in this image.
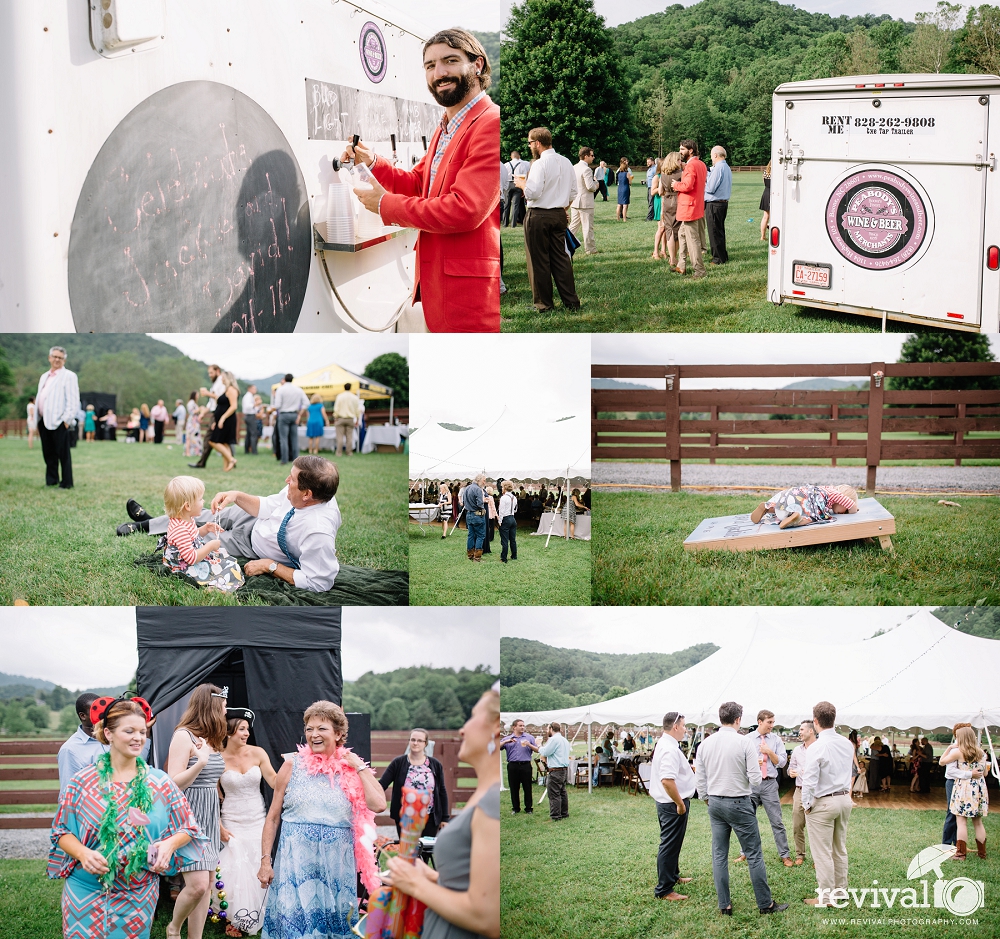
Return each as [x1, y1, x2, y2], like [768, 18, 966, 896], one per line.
[257, 701, 386, 939]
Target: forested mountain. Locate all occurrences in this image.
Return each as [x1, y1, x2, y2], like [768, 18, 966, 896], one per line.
[933, 606, 1000, 639]
[500, 636, 718, 710]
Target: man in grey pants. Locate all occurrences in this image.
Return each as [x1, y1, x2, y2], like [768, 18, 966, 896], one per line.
[735, 709, 794, 867]
[272, 374, 310, 464]
[538, 722, 571, 820]
[695, 701, 787, 916]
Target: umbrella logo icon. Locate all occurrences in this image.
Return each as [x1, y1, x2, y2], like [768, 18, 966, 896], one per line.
[907, 844, 985, 916]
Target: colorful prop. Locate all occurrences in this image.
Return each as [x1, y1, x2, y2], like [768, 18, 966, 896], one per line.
[364, 786, 430, 938]
[208, 863, 227, 924]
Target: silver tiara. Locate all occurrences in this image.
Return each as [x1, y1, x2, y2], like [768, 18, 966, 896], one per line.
[211, 686, 230, 699]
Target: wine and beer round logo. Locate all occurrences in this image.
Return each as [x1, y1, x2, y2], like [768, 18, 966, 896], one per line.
[825, 169, 928, 270]
[359, 21, 387, 83]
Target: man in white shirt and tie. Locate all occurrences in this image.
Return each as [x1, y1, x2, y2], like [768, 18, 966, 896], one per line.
[800, 700, 856, 907]
[512, 126, 580, 313]
[272, 374, 311, 465]
[736, 709, 794, 866]
[118, 455, 342, 592]
[650, 711, 696, 901]
[695, 701, 787, 916]
[242, 384, 260, 455]
[569, 147, 600, 256]
[35, 345, 80, 489]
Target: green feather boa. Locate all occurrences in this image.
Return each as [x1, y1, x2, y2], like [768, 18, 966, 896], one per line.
[95, 752, 154, 890]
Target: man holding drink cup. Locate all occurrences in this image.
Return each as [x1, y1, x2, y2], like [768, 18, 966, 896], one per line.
[501, 719, 538, 814]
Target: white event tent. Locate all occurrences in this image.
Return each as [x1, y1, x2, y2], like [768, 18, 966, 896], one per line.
[504, 609, 1000, 733]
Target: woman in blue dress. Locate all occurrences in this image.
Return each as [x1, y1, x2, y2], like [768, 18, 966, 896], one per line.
[305, 394, 329, 455]
[259, 702, 387, 939]
[616, 158, 633, 221]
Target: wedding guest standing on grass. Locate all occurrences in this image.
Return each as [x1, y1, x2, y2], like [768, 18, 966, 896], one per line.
[671, 140, 707, 279]
[616, 158, 633, 220]
[787, 719, 817, 866]
[704, 146, 732, 265]
[940, 726, 991, 860]
[498, 480, 518, 563]
[539, 723, 570, 821]
[26, 395, 37, 449]
[651, 711, 696, 902]
[569, 147, 599, 255]
[189, 364, 226, 469]
[941, 723, 981, 848]
[736, 710, 793, 867]
[242, 384, 260, 455]
[501, 719, 537, 814]
[151, 399, 168, 444]
[35, 345, 79, 489]
[463, 474, 488, 562]
[800, 700, 855, 907]
[172, 399, 187, 444]
[695, 700, 787, 916]
[272, 374, 310, 466]
[333, 382, 362, 457]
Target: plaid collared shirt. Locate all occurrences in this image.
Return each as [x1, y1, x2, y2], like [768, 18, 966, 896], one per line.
[429, 91, 486, 191]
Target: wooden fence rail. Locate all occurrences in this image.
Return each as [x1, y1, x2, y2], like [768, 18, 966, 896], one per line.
[592, 362, 1000, 492]
[0, 730, 475, 831]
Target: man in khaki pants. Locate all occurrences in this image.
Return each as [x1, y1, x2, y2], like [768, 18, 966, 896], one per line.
[800, 701, 855, 907]
[332, 382, 362, 456]
[787, 719, 817, 865]
[569, 147, 599, 255]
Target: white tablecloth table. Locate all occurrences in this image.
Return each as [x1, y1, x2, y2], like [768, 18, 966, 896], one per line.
[534, 512, 591, 541]
[362, 424, 405, 453]
[409, 503, 440, 534]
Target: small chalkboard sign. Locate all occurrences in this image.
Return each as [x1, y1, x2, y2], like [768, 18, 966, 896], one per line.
[68, 81, 311, 332]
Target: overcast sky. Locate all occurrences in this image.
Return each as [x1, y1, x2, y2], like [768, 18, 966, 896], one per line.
[410, 0, 938, 33]
[2, 608, 498, 690]
[148, 334, 407, 382]
[502, 606, 931, 654]
[592, 334, 1000, 390]
[409, 334, 590, 426]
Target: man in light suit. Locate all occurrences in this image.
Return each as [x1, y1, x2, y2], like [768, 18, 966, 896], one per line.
[569, 147, 600, 255]
[35, 345, 80, 489]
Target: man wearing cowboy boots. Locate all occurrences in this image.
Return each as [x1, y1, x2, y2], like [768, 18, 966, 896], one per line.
[463, 473, 487, 561]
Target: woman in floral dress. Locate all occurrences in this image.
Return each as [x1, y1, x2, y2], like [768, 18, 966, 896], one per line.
[941, 726, 991, 859]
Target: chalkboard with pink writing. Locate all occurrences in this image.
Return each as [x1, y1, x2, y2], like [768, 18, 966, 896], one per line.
[68, 81, 311, 332]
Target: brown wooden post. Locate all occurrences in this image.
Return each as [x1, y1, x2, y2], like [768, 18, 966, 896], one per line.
[955, 402, 966, 466]
[591, 388, 599, 464]
[865, 363, 885, 494]
[709, 404, 718, 464]
[665, 366, 681, 491]
[830, 403, 839, 467]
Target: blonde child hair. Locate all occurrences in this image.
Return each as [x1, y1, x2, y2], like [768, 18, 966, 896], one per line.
[164, 475, 206, 518]
[502, 480, 514, 493]
[834, 484, 859, 506]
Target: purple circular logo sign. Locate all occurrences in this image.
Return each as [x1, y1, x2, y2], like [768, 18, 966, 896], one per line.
[825, 169, 927, 270]
[359, 22, 387, 83]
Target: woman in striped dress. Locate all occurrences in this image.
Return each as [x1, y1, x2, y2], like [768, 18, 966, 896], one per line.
[167, 684, 228, 939]
[438, 483, 453, 538]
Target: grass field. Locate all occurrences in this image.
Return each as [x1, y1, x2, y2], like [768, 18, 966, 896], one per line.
[500, 175, 921, 333]
[408, 521, 590, 605]
[500, 785, 1000, 939]
[592, 491, 1000, 605]
[0, 437, 407, 605]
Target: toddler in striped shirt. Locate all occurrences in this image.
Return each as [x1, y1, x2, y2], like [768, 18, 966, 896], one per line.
[750, 484, 859, 530]
[163, 475, 222, 570]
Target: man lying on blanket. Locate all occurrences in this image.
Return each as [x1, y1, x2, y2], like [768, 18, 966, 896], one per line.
[117, 455, 342, 592]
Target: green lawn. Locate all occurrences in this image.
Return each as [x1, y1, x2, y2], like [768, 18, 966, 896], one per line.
[500, 176, 922, 333]
[592, 491, 1000, 605]
[0, 437, 407, 605]
[501, 786, 999, 939]
[408, 522, 590, 605]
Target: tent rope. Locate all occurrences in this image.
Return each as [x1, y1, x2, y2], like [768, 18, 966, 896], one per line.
[843, 629, 952, 711]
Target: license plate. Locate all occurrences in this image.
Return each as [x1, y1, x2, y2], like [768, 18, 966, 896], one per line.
[792, 262, 833, 289]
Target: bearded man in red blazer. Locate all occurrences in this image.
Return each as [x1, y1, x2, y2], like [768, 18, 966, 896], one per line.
[346, 29, 500, 333]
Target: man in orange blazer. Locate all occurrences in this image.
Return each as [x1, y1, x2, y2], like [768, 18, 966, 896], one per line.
[346, 29, 500, 332]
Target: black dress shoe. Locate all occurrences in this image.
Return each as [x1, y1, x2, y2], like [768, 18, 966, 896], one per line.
[187, 462, 204, 469]
[760, 902, 788, 915]
[117, 521, 149, 536]
[719, 907, 733, 916]
[126, 499, 151, 523]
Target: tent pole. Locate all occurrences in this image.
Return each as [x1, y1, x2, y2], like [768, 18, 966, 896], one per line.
[389, 395, 394, 425]
[588, 718, 592, 794]
[565, 469, 570, 541]
[543, 479, 563, 548]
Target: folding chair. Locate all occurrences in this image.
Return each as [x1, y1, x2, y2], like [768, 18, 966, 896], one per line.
[574, 762, 590, 788]
[634, 761, 651, 796]
[598, 764, 614, 788]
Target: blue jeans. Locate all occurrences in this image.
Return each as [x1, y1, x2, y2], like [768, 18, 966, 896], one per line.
[466, 512, 486, 551]
[943, 778, 957, 844]
[707, 795, 773, 911]
[277, 412, 299, 464]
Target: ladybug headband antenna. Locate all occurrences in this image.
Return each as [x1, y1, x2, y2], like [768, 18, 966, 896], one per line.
[89, 694, 154, 726]
[226, 707, 256, 727]
[211, 686, 230, 699]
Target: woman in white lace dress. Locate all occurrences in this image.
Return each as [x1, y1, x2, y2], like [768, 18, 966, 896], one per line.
[218, 711, 277, 936]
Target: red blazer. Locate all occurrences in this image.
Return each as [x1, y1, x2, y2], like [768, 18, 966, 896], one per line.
[371, 96, 500, 333]
[673, 157, 706, 222]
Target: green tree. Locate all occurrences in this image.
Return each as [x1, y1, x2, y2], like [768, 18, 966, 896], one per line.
[375, 697, 411, 730]
[891, 334, 1000, 391]
[638, 82, 670, 158]
[902, 2, 963, 72]
[342, 694, 374, 715]
[0, 344, 14, 414]
[409, 698, 438, 728]
[362, 352, 408, 408]
[2, 701, 35, 734]
[40, 685, 74, 711]
[58, 704, 79, 735]
[795, 31, 850, 79]
[959, 5, 1000, 74]
[604, 686, 630, 700]
[846, 27, 880, 73]
[498, 0, 635, 161]
[500, 682, 575, 712]
[25, 703, 50, 730]
[870, 20, 907, 71]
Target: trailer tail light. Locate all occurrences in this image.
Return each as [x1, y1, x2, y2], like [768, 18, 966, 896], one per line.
[793, 290, 805, 296]
[947, 312, 965, 319]
[989, 245, 1000, 270]
[770, 227, 780, 247]
[875, 83, 885, 88]
[855, 84, 865, 88]
[894, 83, 905, 87]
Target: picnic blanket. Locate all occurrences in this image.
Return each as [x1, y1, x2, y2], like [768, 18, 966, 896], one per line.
[134, 550, 408, 606]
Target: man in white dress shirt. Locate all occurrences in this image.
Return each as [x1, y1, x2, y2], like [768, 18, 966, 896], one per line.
[189, 364, 226, 469]
[35, 345, 80, 489]
[800, 700, 856, 906]
[497, 480, 518, 563]
[787, 719, 817, 865]
[512, 126, 580, 313]
[118, 456, 342, 592]
[242, 384, 260, 455]
[650, 711, 696, 901]
[503, 150, 529, 226]
[695, 701, 787, 915]
[569, 147, 599, 255]
[272, 374, 311, 465]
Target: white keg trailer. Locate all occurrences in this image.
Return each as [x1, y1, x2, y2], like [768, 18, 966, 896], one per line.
[0, 0, 441, 333]
[768, 73, 1000, 332]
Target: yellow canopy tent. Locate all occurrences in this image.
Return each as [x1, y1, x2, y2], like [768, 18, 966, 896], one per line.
[271, 363, 394, 419]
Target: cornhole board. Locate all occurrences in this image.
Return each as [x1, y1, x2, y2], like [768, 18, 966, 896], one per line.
[683, 498, 895, 553]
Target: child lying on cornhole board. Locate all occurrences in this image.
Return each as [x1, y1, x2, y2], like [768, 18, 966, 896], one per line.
[750, 484, 859, 530]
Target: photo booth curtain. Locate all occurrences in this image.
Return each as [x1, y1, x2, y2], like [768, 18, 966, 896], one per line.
[136, 608, 342, 772]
